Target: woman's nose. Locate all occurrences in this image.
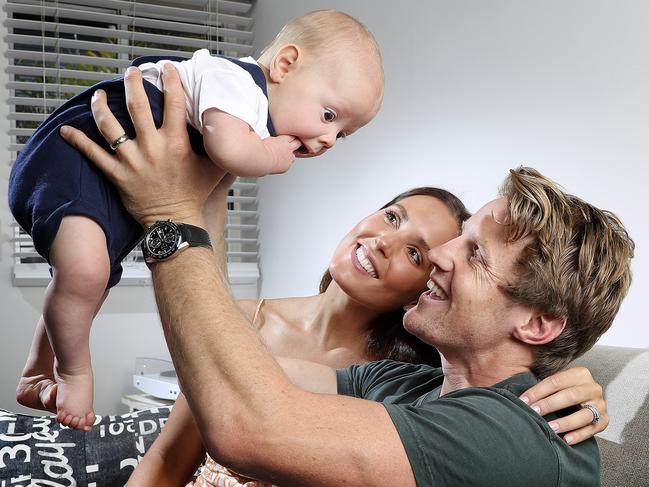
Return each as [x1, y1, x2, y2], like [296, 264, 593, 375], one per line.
[372, 234, 392, 257]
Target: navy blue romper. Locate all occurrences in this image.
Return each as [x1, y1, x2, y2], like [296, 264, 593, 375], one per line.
[8, 55, 275, 287]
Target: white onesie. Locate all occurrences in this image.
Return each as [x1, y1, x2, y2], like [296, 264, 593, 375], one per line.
[139, 49, 271, 139]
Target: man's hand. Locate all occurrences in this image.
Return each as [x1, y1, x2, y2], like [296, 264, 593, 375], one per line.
[263, 135, 300, 174]
[60, 63, 224, 227]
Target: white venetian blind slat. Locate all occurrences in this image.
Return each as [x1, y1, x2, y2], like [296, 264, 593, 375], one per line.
[5, 0, 253, 27]
[5, 33, 254, 57]
[7, 64, 118, 81]
[5, 19, 254, 46]
[5, 0, 261, 295]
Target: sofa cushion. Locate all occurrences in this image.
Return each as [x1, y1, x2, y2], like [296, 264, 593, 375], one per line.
[572, 345, 649, 487]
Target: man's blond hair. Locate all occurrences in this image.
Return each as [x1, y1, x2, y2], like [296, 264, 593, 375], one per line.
[500, 167, 634, 378]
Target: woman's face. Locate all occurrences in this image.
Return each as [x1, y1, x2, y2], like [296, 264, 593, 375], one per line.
[329, 195, 461, 312]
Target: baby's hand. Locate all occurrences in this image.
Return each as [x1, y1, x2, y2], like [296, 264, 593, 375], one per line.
[263, 136, 301, 174]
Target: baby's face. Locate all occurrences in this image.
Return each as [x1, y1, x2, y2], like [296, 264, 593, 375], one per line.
[269, 55, 383, 158]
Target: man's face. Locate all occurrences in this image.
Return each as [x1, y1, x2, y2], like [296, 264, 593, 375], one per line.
[403, 198, 533, 356]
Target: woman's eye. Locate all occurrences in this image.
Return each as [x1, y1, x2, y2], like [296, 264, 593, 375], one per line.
[408, 247, 421, 265]
[385, 210, 398, 225]
[324, 109, 336, 122]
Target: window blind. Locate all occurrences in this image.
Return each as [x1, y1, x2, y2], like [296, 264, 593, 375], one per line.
[4, 0, 260, 297]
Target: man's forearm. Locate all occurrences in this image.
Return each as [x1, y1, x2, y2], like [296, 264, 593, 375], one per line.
[151, 245, 291, 455]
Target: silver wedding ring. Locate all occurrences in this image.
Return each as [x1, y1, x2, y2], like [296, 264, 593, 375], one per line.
[581, 403, 601, 425]
[109, 133, 130, 151]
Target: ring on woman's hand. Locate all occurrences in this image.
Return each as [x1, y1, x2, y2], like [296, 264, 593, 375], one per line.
[110, 133, 130, 151]
[581, 403, 601, 424]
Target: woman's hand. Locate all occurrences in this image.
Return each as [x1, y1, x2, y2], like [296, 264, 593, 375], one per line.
[520, 366, 608, 445]
[60, 63, 224, 227]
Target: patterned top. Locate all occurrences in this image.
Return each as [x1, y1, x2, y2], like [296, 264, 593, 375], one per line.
[187, 455, 274, 487]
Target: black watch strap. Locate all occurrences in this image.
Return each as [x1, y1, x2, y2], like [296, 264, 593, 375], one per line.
[179, 224, 212, 248]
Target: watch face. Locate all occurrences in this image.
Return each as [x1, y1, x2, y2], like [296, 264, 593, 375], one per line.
[144, 221, 181, 260]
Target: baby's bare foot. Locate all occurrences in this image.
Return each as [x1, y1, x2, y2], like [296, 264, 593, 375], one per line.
[16, 374, 58, 412]
[54, 367, 95, 432]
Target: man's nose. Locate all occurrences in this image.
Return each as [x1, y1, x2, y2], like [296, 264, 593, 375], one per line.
[427, 238, 457, 274]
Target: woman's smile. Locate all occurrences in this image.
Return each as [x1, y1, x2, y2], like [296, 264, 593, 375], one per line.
[352, 244, 378, 278]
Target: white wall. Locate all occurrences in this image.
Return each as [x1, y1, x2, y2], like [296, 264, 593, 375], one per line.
[0, 1, 170, 414]
[253, 0, 649, 348]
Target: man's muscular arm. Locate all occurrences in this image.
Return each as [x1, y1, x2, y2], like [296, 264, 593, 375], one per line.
[60, 64, 416, 487]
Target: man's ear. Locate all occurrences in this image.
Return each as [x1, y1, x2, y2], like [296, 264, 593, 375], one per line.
[269, 44, 301, 83]
[513, 314, 566, 345]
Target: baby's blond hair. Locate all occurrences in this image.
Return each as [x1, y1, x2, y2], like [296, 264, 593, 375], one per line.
[258, 10, 383, 87]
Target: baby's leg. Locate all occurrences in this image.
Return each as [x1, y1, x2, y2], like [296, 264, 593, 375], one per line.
[16, 317, 57, 412]
[45, 215, 111, 431]
[16, 289, 108, 414]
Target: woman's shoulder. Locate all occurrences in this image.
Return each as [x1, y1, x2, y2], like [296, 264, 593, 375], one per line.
[237, 296, 317, 330]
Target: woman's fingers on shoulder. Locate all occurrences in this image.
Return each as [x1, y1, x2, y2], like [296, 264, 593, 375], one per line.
[520, 367, 594, 405]
[519, 367, 609, 444]
[549, 400, 609, 444]
[525, 384, 590, 417]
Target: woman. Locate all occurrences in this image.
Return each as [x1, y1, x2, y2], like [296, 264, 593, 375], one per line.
[121, 175, 607, 486]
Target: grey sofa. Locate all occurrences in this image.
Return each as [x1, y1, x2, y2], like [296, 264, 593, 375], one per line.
[573, 345, 649, 486]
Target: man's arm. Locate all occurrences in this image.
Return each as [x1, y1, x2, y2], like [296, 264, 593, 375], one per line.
[150, 246, 416, 486]
[275, 357, 337, 393]
[61, 65, 416, 487]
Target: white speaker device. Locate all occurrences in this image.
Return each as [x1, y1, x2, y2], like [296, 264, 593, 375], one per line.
[133, 357, 180, 400]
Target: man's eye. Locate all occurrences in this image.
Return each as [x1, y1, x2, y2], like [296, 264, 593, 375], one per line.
[470, 246, 481, 263]
[324, 109, 336, 122]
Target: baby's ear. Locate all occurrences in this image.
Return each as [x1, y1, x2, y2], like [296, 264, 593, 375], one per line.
[269, 44, 301, 82]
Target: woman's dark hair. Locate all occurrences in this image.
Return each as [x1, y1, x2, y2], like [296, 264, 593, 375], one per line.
[319, 187, 471, 366]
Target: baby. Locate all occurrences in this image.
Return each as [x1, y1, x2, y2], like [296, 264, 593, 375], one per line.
[9, 10, 384, 430]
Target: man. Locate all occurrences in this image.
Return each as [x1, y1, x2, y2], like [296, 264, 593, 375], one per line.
[62, 65, 633, 485]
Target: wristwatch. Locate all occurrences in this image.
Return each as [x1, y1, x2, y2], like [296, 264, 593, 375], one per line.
[141, 220, 212, 264]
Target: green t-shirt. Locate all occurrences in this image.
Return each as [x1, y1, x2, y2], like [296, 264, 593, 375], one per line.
[337, 360, 599, 486]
